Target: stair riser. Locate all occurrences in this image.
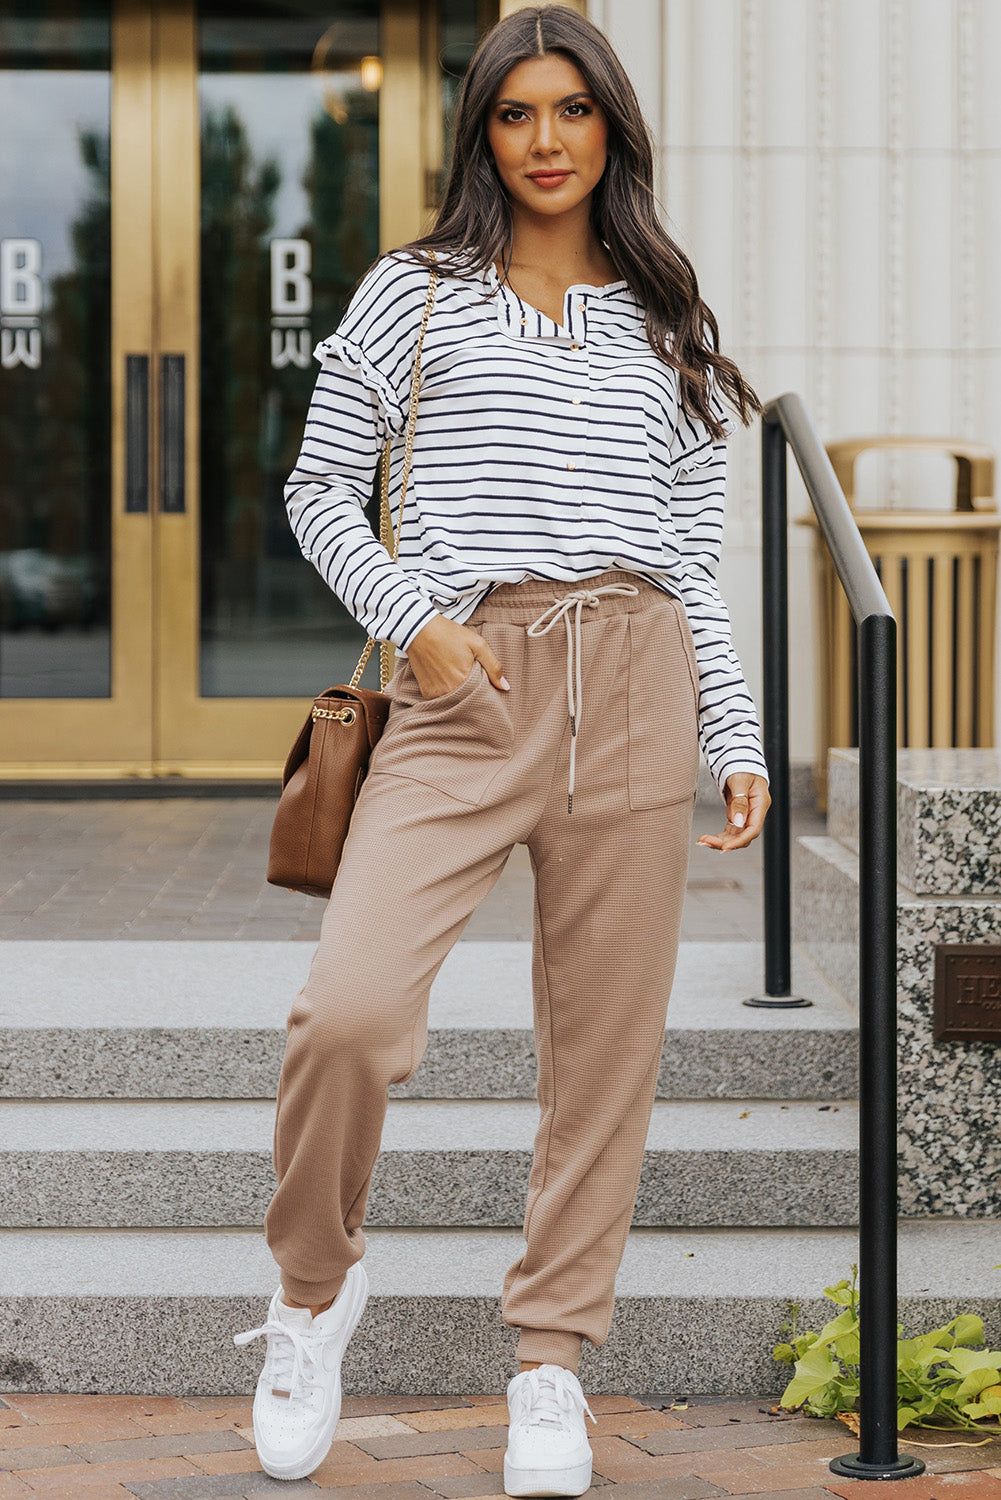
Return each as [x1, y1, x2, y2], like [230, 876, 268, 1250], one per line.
[0, 1029, 858, 1101]
[3, 1292, 997, 1396]
[5, 1221, 996, 1397]
[0, 1150, 860, 1229]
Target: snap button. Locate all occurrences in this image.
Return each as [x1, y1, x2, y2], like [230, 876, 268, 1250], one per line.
[571, 395, 582, 405]
[567, 461, 576, 471]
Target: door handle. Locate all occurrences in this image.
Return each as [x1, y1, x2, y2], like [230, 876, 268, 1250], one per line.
[160, 353, 186, 513]
[124, 354, 150, 513]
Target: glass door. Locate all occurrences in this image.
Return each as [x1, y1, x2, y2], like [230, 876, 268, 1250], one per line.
[0, 0, 490, 779]
[154, 0, 489, 774]
[0, 2, 154, 773]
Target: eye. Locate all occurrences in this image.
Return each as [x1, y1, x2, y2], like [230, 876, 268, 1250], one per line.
[498, 106, 528, 123]
[564, 101, 592, 117]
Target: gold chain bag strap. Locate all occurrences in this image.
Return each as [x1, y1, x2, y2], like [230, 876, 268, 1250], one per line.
[267, 252, 439, 897]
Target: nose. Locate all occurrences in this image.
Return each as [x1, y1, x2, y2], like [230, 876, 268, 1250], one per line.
[531, 110, 563, 156]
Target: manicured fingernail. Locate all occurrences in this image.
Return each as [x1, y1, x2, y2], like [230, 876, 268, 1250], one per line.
[499, 676, 511, 691]
[732, 812, 746, 828]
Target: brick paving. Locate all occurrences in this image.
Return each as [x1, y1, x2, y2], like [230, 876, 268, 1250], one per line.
[0, 797, 823, 943]
[0, 1392, 997, 1497]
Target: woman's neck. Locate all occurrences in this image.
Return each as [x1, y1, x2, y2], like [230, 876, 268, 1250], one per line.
[502, 203, 618, 285]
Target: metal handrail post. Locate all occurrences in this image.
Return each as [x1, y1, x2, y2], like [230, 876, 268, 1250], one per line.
[763, 418, 791, 993]
[860, 612, 901, 1463]
[758, 392, 923, 1482]
[830, 613, 922, 1478]
[745, 415, 810, 1009]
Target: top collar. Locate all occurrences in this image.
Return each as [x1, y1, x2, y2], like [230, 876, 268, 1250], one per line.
[482, 258, 636, 343]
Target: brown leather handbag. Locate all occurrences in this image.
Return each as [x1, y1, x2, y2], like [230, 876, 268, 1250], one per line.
[267, 254, 439, 898]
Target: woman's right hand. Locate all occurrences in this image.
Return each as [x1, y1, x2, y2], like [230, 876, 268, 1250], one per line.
[406, 613, 510, 699]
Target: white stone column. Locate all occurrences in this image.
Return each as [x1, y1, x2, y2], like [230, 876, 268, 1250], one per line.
[589, 0, 1001, 767]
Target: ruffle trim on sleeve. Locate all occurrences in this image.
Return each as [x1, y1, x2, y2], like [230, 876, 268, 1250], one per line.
[313, 332, 408, 437]
[672, 401, 738, 476]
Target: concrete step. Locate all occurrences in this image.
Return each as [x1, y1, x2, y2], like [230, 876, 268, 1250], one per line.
[0, 1097, 858, 1229]
[0, 940, 857, 1101]
[827, 746, 1001, 896]
[1, 1222, 997, 1395]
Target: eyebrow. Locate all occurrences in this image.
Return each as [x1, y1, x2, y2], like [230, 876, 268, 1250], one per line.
[494, 91, 593, 109]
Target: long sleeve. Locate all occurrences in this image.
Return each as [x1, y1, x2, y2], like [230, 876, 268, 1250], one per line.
[284, 254, 439, 651]
[667, 394, 770, 792]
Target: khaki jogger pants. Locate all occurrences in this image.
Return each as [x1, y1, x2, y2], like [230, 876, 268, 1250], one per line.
[264, 568, 700, 1373]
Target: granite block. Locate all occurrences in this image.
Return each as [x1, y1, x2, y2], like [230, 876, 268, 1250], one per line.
[896, 897, 1001, 1215]
[828, 748, 1001, 897]
[793, 835, 1001, 1216]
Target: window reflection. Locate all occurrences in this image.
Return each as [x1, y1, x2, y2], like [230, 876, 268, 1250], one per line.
[197, 0, 484, 698]
[0, 2, 111, 698]
[198, 3, 381, 697]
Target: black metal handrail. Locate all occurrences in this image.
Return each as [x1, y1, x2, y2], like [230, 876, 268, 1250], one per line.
[760, 394, 924, 1482]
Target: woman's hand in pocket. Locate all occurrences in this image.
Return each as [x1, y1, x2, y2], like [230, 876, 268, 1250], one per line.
[697, 773, 770, 852]
[406, 613, 510, 700]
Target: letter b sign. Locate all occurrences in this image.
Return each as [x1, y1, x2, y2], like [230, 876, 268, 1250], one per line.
[1, 239, 43, 316]
[270, 239, 312, 316]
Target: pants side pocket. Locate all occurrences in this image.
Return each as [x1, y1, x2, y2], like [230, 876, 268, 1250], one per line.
[627, 599, 700, 810]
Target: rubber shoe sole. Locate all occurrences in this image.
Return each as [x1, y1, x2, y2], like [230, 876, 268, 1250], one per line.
[503, 1452, 592, 1497]
[254, 1264, 368, 1481]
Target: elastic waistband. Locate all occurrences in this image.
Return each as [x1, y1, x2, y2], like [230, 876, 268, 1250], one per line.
[471, 570, 667, 626]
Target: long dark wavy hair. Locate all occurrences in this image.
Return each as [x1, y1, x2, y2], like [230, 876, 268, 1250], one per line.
[392, 4, 760, 437]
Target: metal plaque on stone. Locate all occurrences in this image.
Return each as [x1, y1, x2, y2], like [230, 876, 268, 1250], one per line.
[933, 944, 1001, 1042]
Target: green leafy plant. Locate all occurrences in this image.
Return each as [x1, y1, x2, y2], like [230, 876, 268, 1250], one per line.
[773, 1265, 1001, 1431]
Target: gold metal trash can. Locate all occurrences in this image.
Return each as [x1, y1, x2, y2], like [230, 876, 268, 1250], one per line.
[803, 437, 1000, 807]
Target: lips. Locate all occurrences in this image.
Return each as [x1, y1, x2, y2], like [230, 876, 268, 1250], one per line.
[528, 170, 572, 185]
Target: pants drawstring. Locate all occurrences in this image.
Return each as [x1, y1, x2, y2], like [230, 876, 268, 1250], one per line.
[526, 583, 640, 812]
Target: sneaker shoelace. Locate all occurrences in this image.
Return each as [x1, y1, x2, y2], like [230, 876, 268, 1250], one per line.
[233, 1315, 321, 1402]
[514, 1367, 597, 1431]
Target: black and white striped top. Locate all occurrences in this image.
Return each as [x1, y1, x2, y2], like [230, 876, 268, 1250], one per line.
[285, 249, 768, 789]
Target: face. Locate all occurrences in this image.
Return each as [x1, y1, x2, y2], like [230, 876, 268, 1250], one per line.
[486, 53, 608, 221]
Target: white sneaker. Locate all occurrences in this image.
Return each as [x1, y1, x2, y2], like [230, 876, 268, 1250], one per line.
[504, 1363, 596, 1497]
[233, 1262, 368, 1481]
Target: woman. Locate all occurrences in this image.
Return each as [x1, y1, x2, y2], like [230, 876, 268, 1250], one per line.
[234, 6, 770, 1495]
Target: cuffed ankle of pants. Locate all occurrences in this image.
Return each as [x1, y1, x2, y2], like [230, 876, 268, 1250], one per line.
[264, 569, 700, 1373]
